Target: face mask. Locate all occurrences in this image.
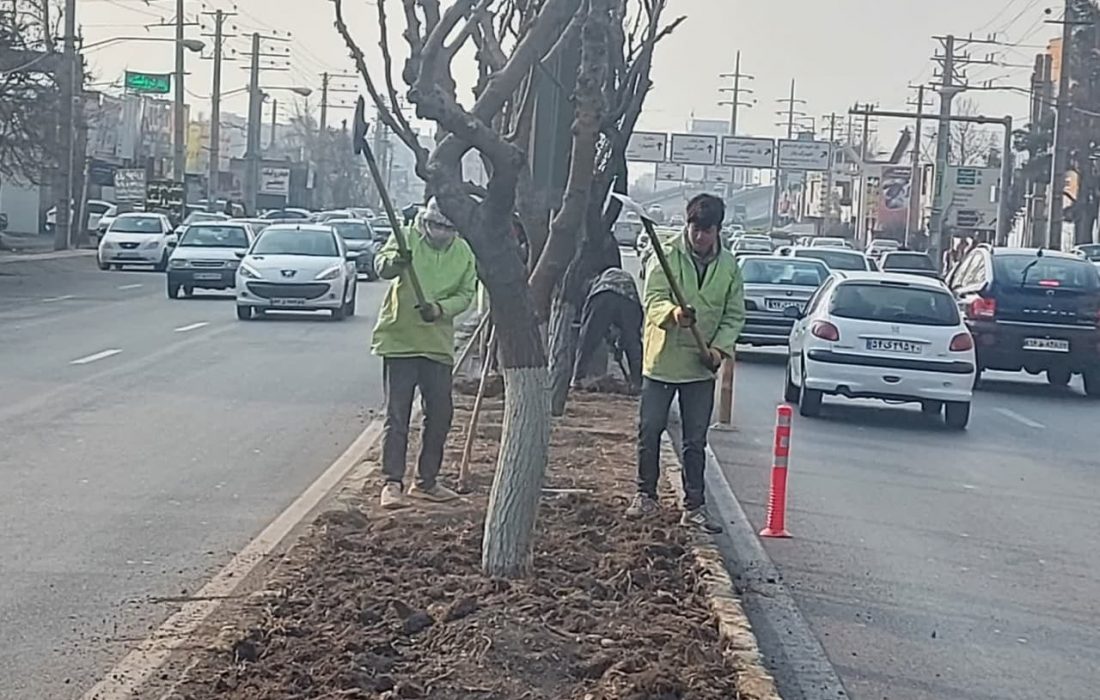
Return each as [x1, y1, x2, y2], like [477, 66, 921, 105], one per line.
[423, 221, 457, 248]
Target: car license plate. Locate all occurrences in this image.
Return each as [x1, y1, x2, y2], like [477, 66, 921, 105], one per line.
[271, 298, 307, 307]
[116, 252, 140, 259]
[1023, 337, 1070, 352]
[866, 339, 924, 354]
[194, 272, 222, 280]
[765, 298, 806, 313]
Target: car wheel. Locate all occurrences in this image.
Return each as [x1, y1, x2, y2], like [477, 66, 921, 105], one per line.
[167, 282, 180, 299]
[783, 360, 801, 404]
[113, 264, 124, 271]
[944, 401, 971, 430]
[799, 388, 823, 418]
[921, 400, 943, 416]
[236, 305, 253, 321]
[1047, 368, 1071, 387]
[1084, 368, 1100, 398]
[97, 258, 110, 271]
[345, 291, 357, 317]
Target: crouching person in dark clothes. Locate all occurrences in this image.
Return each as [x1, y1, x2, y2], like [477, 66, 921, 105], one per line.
[571, 266, 643, 392]
[627, 194, 745, 533]
[372, 198, 478, 510]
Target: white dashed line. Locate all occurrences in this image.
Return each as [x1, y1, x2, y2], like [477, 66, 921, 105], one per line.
[994, 408, 1045, 430]
[70, 348, 122, 365]
[42, 294, 75, 303]
[174, 321, 209, 333]
[117, 283, 143, 290]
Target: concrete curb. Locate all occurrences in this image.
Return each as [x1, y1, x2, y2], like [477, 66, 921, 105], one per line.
[0, 249, 96, 264]
[659, 442, 782, 700]
[666, 415, 850, 700]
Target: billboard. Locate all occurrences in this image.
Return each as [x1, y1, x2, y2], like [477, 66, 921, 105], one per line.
[877, 166, 911, 232]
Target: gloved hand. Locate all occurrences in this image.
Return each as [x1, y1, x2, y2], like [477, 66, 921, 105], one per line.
[390, 250, 413, 269]
[672, 305, 696, 328]
[418, 302, 443, 323]
[704, 347, 724, 372]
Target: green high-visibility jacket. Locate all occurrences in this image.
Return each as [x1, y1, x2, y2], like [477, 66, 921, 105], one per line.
[642, 237, 745, 383]
[371, 227, 477, 365]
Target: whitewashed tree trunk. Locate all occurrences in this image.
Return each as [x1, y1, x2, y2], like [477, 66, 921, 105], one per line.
[481, 366, 552, 577]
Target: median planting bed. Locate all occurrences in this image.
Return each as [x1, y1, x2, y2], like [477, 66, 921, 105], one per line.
[162, 391, 747, 700]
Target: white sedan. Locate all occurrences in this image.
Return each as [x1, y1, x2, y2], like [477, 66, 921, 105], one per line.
[235, 224, 359, 321]
[97, 212, 175, 271]
[785, 271, 976, 429]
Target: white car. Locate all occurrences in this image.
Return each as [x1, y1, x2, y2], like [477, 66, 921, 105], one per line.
[97, 212, 175, 271]
[782, 246, 876, 272]
[167, 222, 255, 298]
[235, 224, 359, 321]
[785, 271, 976, 429]
[810, 236, 853, 249]
[867, 238, 901, 259]
[46, 199, 114, 234]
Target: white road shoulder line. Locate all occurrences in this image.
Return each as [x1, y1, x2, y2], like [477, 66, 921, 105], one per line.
[70, 349, 122, 365]
[994, 407, 1045, 430]
[80, 418, 386, 700]
[42, 294, 76, 303]
[117, 283, 143, 290]
[174, 321, 209, 333]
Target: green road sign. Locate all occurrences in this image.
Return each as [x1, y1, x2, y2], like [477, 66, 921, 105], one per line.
[956, 168, 978, 186]
[124, 71, 171, 94]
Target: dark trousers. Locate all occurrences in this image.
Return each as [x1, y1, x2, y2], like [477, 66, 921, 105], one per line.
[381, 357, 454, 489]
[637, 377, 714, 510]
[573, 292, 643, 387]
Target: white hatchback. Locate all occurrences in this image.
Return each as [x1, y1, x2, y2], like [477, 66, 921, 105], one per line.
[785, 271, 976, 429]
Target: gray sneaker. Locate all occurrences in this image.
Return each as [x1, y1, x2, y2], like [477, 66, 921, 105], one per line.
[625, 493, 659, 519]
[408, 482, 460, 503]
[681, 507, 724, 534]
[380, 482, 407, 510]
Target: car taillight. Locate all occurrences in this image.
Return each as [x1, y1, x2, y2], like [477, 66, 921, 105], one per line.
[967, 297, 997, 320]
[949, 332, 974, 352]
[811, 321, 840, 341]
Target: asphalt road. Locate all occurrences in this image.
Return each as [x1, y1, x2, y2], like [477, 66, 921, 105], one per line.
[0, 256, 389, 699]
[720, 347, 1100, 700]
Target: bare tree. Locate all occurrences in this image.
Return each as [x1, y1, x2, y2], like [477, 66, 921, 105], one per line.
[950, 98, 998, 167]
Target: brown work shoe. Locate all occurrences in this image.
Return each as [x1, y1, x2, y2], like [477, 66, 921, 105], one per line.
[680, 507, 724, 534]
[408, 483, 460, 503]
[625, 493, 659, 519]
[380, 482, 407, 510]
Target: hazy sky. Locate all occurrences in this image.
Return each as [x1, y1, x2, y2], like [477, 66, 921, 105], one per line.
[79, 0, 1056, 144]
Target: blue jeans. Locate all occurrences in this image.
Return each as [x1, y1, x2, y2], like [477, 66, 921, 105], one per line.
[636, 377, 714, 509]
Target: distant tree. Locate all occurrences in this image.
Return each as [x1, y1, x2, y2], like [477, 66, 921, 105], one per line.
[950, 98, 998, 167]
[286, 100, 367, 209]
[0, 1, 61, 183]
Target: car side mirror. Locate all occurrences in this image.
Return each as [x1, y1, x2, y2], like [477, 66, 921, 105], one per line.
[166, 236, 177, 248]
[234, 250, 247, 259]
[0, 213, 8, 231]
[783, 306, 804, 320]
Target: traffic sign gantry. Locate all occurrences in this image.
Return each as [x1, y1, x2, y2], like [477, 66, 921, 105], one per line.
[625, 131, 668, 163]
[655, 162, 685, 181]
[721, 136, 776, 169]
[669, 133, 719, 165]
[777, 139, 832, 171]
[705, 165, 735, 184]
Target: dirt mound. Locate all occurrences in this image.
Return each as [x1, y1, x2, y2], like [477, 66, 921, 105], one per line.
[169, 394, 743, 700]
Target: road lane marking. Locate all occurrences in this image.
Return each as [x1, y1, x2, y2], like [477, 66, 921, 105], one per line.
[117, 283, 143, 290]
[42, 294, 75, 303]
[174, 321, 209, 333]
[70, 349, 122, 365]
[81, 418, 387, 700]
[994, 408, 1045, 429]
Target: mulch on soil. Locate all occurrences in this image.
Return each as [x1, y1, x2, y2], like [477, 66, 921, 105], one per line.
[170, 392, 744, 700]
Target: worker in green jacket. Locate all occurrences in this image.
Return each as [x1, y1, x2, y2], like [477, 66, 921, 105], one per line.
[372, 198, 478, 510]
[627, 193, 745, 533]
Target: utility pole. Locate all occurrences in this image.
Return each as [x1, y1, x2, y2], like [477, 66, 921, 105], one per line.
[316, 72, 329, 209]
[1048, 0, 1075, 250]
[850, 102, 877, 245]
[269, 98, 278, 149]
[173, 0, 186, 182]
[822, 112, 842, 224]
[202, 8, 233, 209]
[54, 0, 76, 250]
[244, 32, 262, 215]
[1029, 53, 1055, 246]
[771, 79, 805, 230]
[718, 50, 754, 136]
[906, 85, 931, 245]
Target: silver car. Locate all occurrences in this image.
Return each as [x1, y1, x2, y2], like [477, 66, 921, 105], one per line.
[97, 213, 175, 271]
[167, 222, 255, 298]
[737, 255, 829, 346]
[235, 224, 359, 321]
[326, 218, 383, 280]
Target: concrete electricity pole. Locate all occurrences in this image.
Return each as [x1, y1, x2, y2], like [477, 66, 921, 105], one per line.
[821, 113, 843, 223]
[244, 33, 262, 215]
[202, 8, 234, 208]
[718, 51, 754, 136]
[54, 0, 77, 250]
[771, 79, 805, 230]
[1048, 0, 1075, 250]
[906, 85, 932, 244]
[1029, 53, 1055, 246]
[269, 98, 278, 149]
[173, 0, 186, 182]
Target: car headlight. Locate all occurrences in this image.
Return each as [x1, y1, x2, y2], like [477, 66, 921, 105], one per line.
[239, 263, 262, 279]
[169, 258, 189, 268]
[315, 265, 342, 281]
[144, 239, 160, 249]
[227, 259, 240, 269]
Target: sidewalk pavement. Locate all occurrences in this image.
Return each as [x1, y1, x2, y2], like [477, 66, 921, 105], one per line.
[0, 232, 95, 263]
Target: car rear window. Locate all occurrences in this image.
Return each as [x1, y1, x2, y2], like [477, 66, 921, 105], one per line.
[796, 249, 867, 270]
[741, 259, 827, 286]
[883, 253, 935, 271]
[181, 225, 250, 248]
[994, 255, 1100, 290]
[110, 216, 163, 234]
[830, 282, 960, 326]
[253, 229, 339, 257]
